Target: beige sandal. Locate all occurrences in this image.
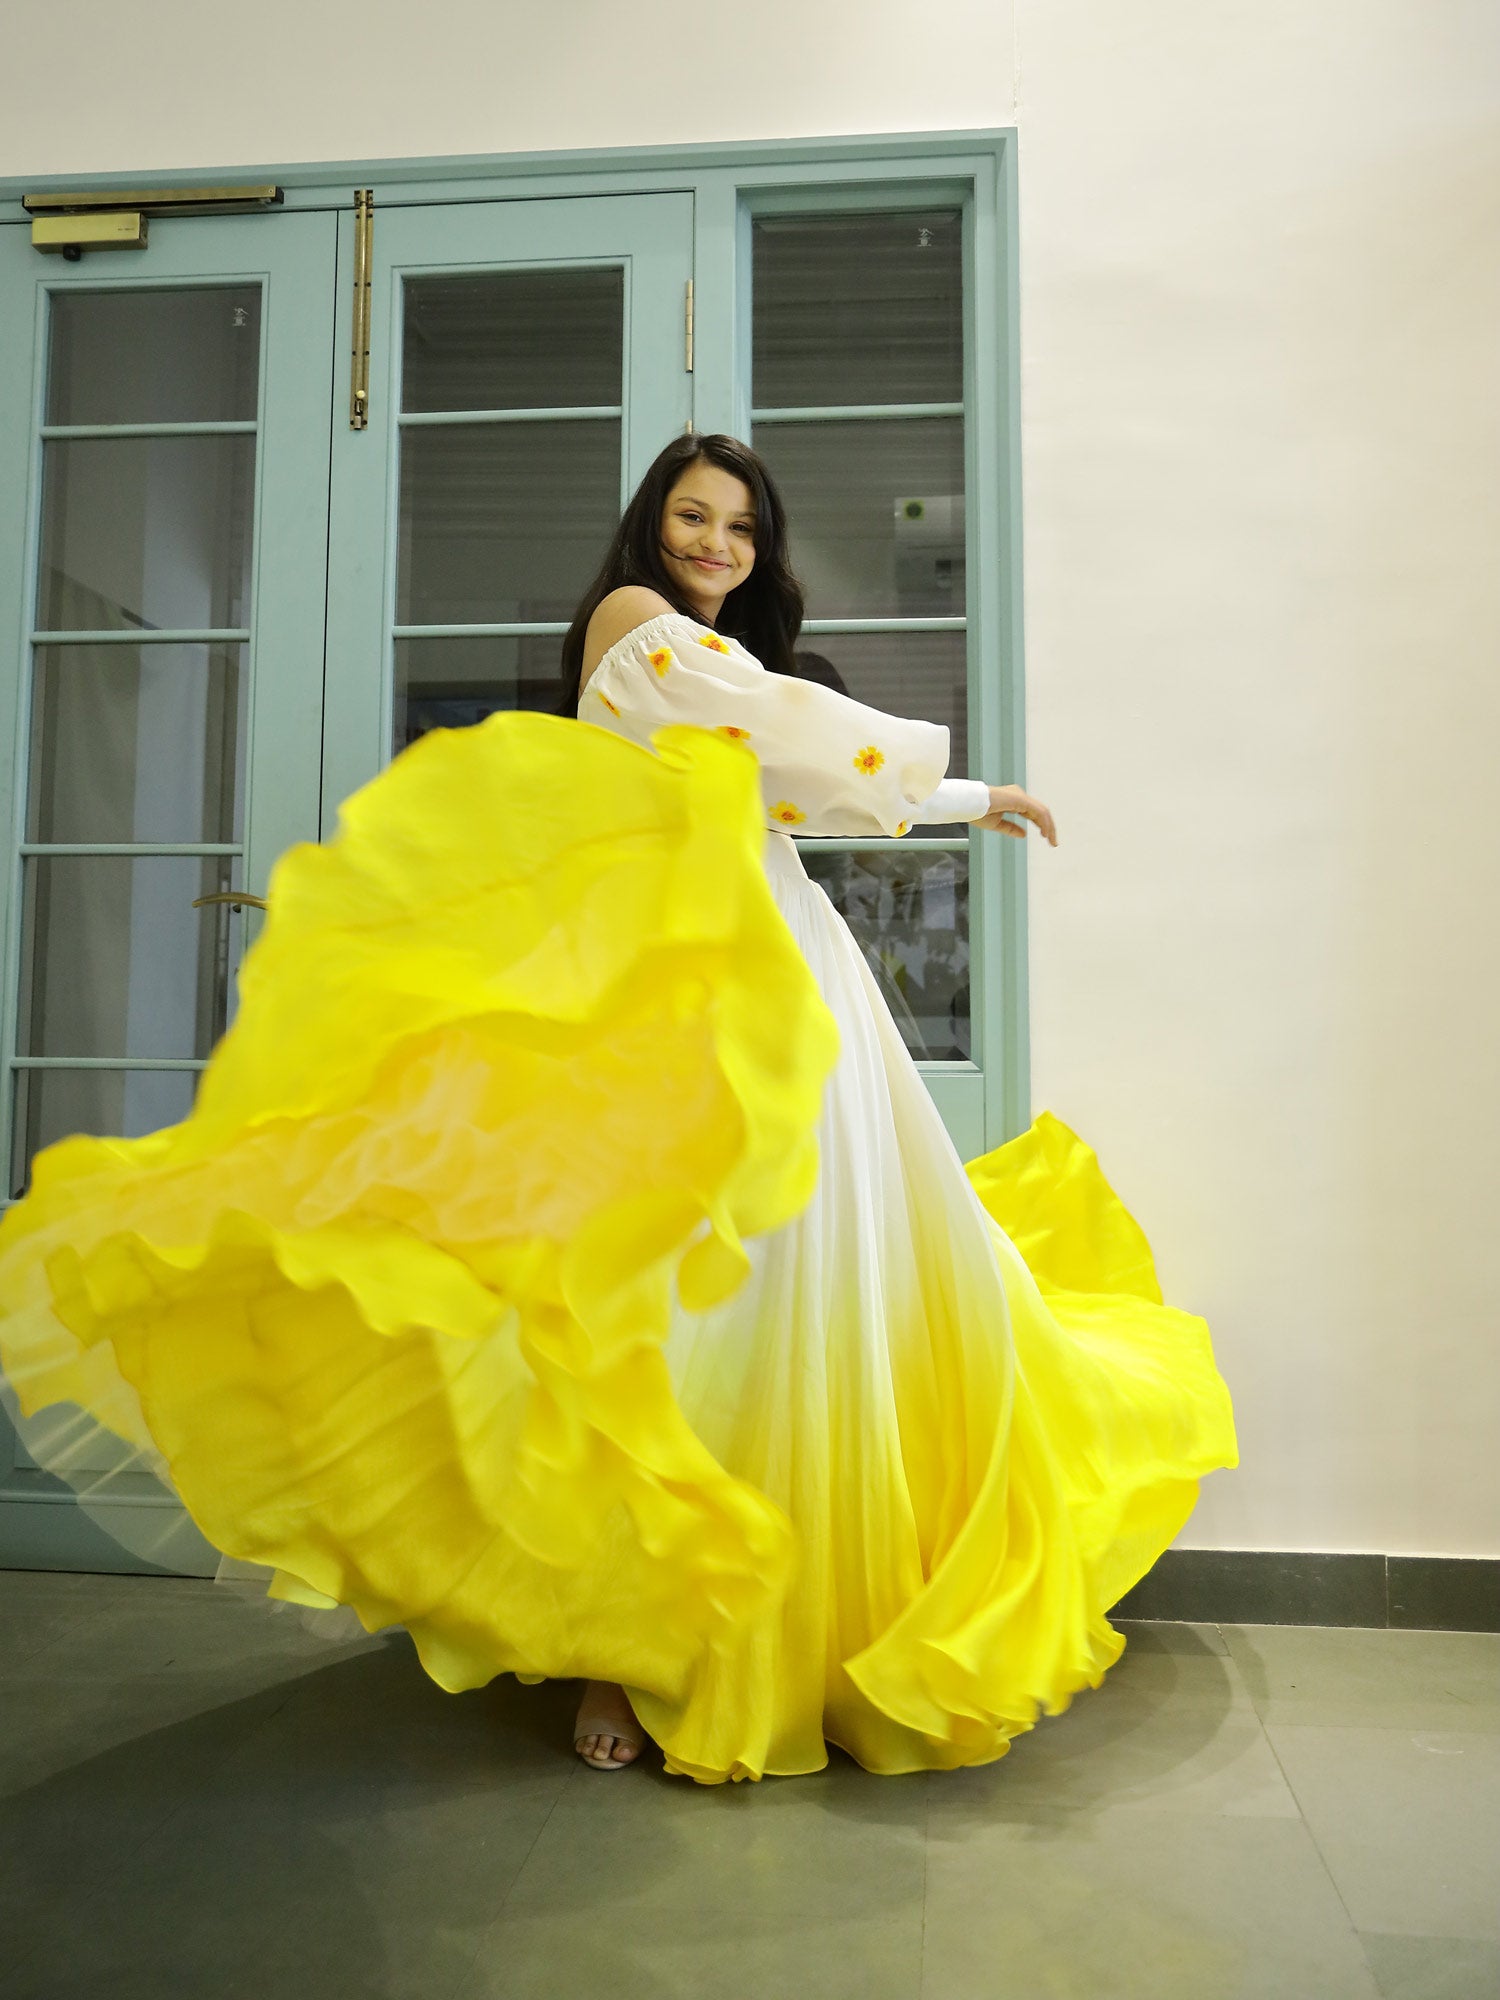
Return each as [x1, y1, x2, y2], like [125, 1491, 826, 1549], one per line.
[573, 1681, 646, 1771]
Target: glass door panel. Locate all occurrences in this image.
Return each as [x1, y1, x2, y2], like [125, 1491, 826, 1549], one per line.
[37, 435, 257, 632]
[0, 211, 337, 1571]
[401, 266, 624, 410]
[751, 208, 965, 409]
[46, 285, 263, 424]
[323, 194, 693, 812]
[27, 641, 246, 845]
[800, 846, 971, 1063]
[395, 417, 623, 625]
[750, 204, 978, 1083]
[752, 416, 966, 621]
[394, 633, 563, 749]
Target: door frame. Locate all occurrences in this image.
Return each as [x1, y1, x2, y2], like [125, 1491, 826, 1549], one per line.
[0, 132, 1028, 1577]
[0, 129, 1029, 1153]
[320, 190, 695, 824]
[0, 209, 340, 1571]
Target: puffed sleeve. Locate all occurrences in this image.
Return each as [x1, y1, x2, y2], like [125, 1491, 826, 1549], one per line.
[583, 613, 991, 838]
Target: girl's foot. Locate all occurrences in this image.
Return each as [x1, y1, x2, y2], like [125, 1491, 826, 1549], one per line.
[573, 1680, 645, 1770]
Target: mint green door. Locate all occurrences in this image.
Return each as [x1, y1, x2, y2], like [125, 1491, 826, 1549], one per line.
[321, 194, 694, 817]
[0, 191, 694, 1572]
[0, 210, 338, 1572]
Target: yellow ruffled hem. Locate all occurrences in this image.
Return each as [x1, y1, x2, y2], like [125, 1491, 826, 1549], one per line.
[635, 1115, 1237, 1785]
[0, 712, 838, 1696]
[832, 1115, 1237, 1775]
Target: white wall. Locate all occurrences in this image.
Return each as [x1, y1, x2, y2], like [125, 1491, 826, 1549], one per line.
[0, 0, 1015, 176]
[1015, 4, 1500, 1562]
[2, 1, 1497, 1557]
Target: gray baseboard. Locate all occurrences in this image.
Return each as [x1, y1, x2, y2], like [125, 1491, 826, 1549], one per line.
[5, 1545, 1497, 1632]
[1109, 1550, 1500, 1632]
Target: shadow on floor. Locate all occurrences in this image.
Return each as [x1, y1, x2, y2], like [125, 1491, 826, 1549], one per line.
[1, 1642, 582, 2000]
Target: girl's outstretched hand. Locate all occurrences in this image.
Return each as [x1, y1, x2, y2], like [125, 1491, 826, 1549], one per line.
[977, 784, 1057, 845]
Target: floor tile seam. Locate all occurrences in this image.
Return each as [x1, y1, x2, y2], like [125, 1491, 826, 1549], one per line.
[1219, 1633, 1500, 1734]
[31, 1681, 309, 1854]
[447, 1769, 580, 2000]
[1253, 1709, 1500, 1736]
[928, 1797, 1308, 1832]
[1260, 1716, 1500, 1747]
[916, 1770, 932, 2000]
[1255, 1709, 1374, 1965]
[1351, 1933, 1399, 1999]
[0, 1605, 110, 1670]
[2, 1716, 276, 1813]
[1357, 1922, 1500, 1948]
[4, 1898, 63, 1984]
[67, 1755, 567, 1992]
[0, 1661, 354, 1686]
[0, 1778, 220, 1986]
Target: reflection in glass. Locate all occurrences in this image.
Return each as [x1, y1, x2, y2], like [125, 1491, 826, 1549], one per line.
[802, 845, 970, 1062]
[752, 418, 964, 619]
[794, 629, 967, 777]
[393, 634, 564, 753]
[402, 269, 624, 414]
[28, 644, 245, 845]
[17, 855, 239, 1060]
[10, 1067, 197, 1199]
[753, 211, 963, 410]
[37, 436, 256, 632]
[47, 286, 262, 426]
[396, 420, 619, 626]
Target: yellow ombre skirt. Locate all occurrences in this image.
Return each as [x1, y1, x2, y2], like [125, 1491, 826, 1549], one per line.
[0, 713, 1237, 1782]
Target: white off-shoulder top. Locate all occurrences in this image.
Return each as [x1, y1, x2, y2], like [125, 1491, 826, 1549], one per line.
[580, 611, 991, 839]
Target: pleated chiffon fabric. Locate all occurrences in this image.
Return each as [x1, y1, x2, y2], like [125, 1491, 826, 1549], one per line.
[0, 646, 1238, 1783]
[651, 833, 1236, 1779]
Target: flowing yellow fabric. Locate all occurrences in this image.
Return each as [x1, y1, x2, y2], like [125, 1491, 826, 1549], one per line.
[0, 713, 841, 1694]
[837, 1110, 1237, 1763]
[0, 701, 1238, 1782]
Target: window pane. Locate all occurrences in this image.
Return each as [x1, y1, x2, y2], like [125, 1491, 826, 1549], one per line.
[402, 269, 624, 413]
[393, 634, 563, 753]
[11, 1067, 198, 1198]
[753, 418, 964, 619]
[47, 286, 261, 426]
[753, 210, 962, 409]
[28, 643, 245, 845]
[802, 846, 970, 1063]
[794, 630, 967, 778]
[37, 437, 255, 632]
[18, 856, 240, 1060]
[396, 419, 619, 625]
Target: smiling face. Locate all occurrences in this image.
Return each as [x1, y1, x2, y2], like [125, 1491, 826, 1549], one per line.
[659, 460, 758, 622]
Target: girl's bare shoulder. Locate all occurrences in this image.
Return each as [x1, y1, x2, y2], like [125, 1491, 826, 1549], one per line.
[581, 587, 682, 687]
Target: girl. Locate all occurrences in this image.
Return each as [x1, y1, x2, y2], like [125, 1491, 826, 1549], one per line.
[0, 435, 1236, 1786]
[555, 432, 1233, 1773]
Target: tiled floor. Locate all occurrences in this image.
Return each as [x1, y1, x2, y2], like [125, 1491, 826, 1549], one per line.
[0, 1571, 1495, 2000]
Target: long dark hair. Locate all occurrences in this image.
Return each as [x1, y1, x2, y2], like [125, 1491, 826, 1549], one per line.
[558, 433, 805, 713]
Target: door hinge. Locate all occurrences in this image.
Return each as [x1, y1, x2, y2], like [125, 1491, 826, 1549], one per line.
[350, 189, 374, 431]
[685, 278, 694, 374]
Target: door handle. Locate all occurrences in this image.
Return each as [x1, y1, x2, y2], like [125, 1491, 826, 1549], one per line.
[192, 891, 269, 913]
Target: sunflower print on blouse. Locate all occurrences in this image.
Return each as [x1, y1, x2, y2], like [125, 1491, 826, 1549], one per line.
[648, 647, 673, 677]
[716, 725, 752, 741]
[596, 689, 621, 716]
[770, 801, 806, 826]
[854, 746, 885, 775]
[698, 633, 732, 654]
